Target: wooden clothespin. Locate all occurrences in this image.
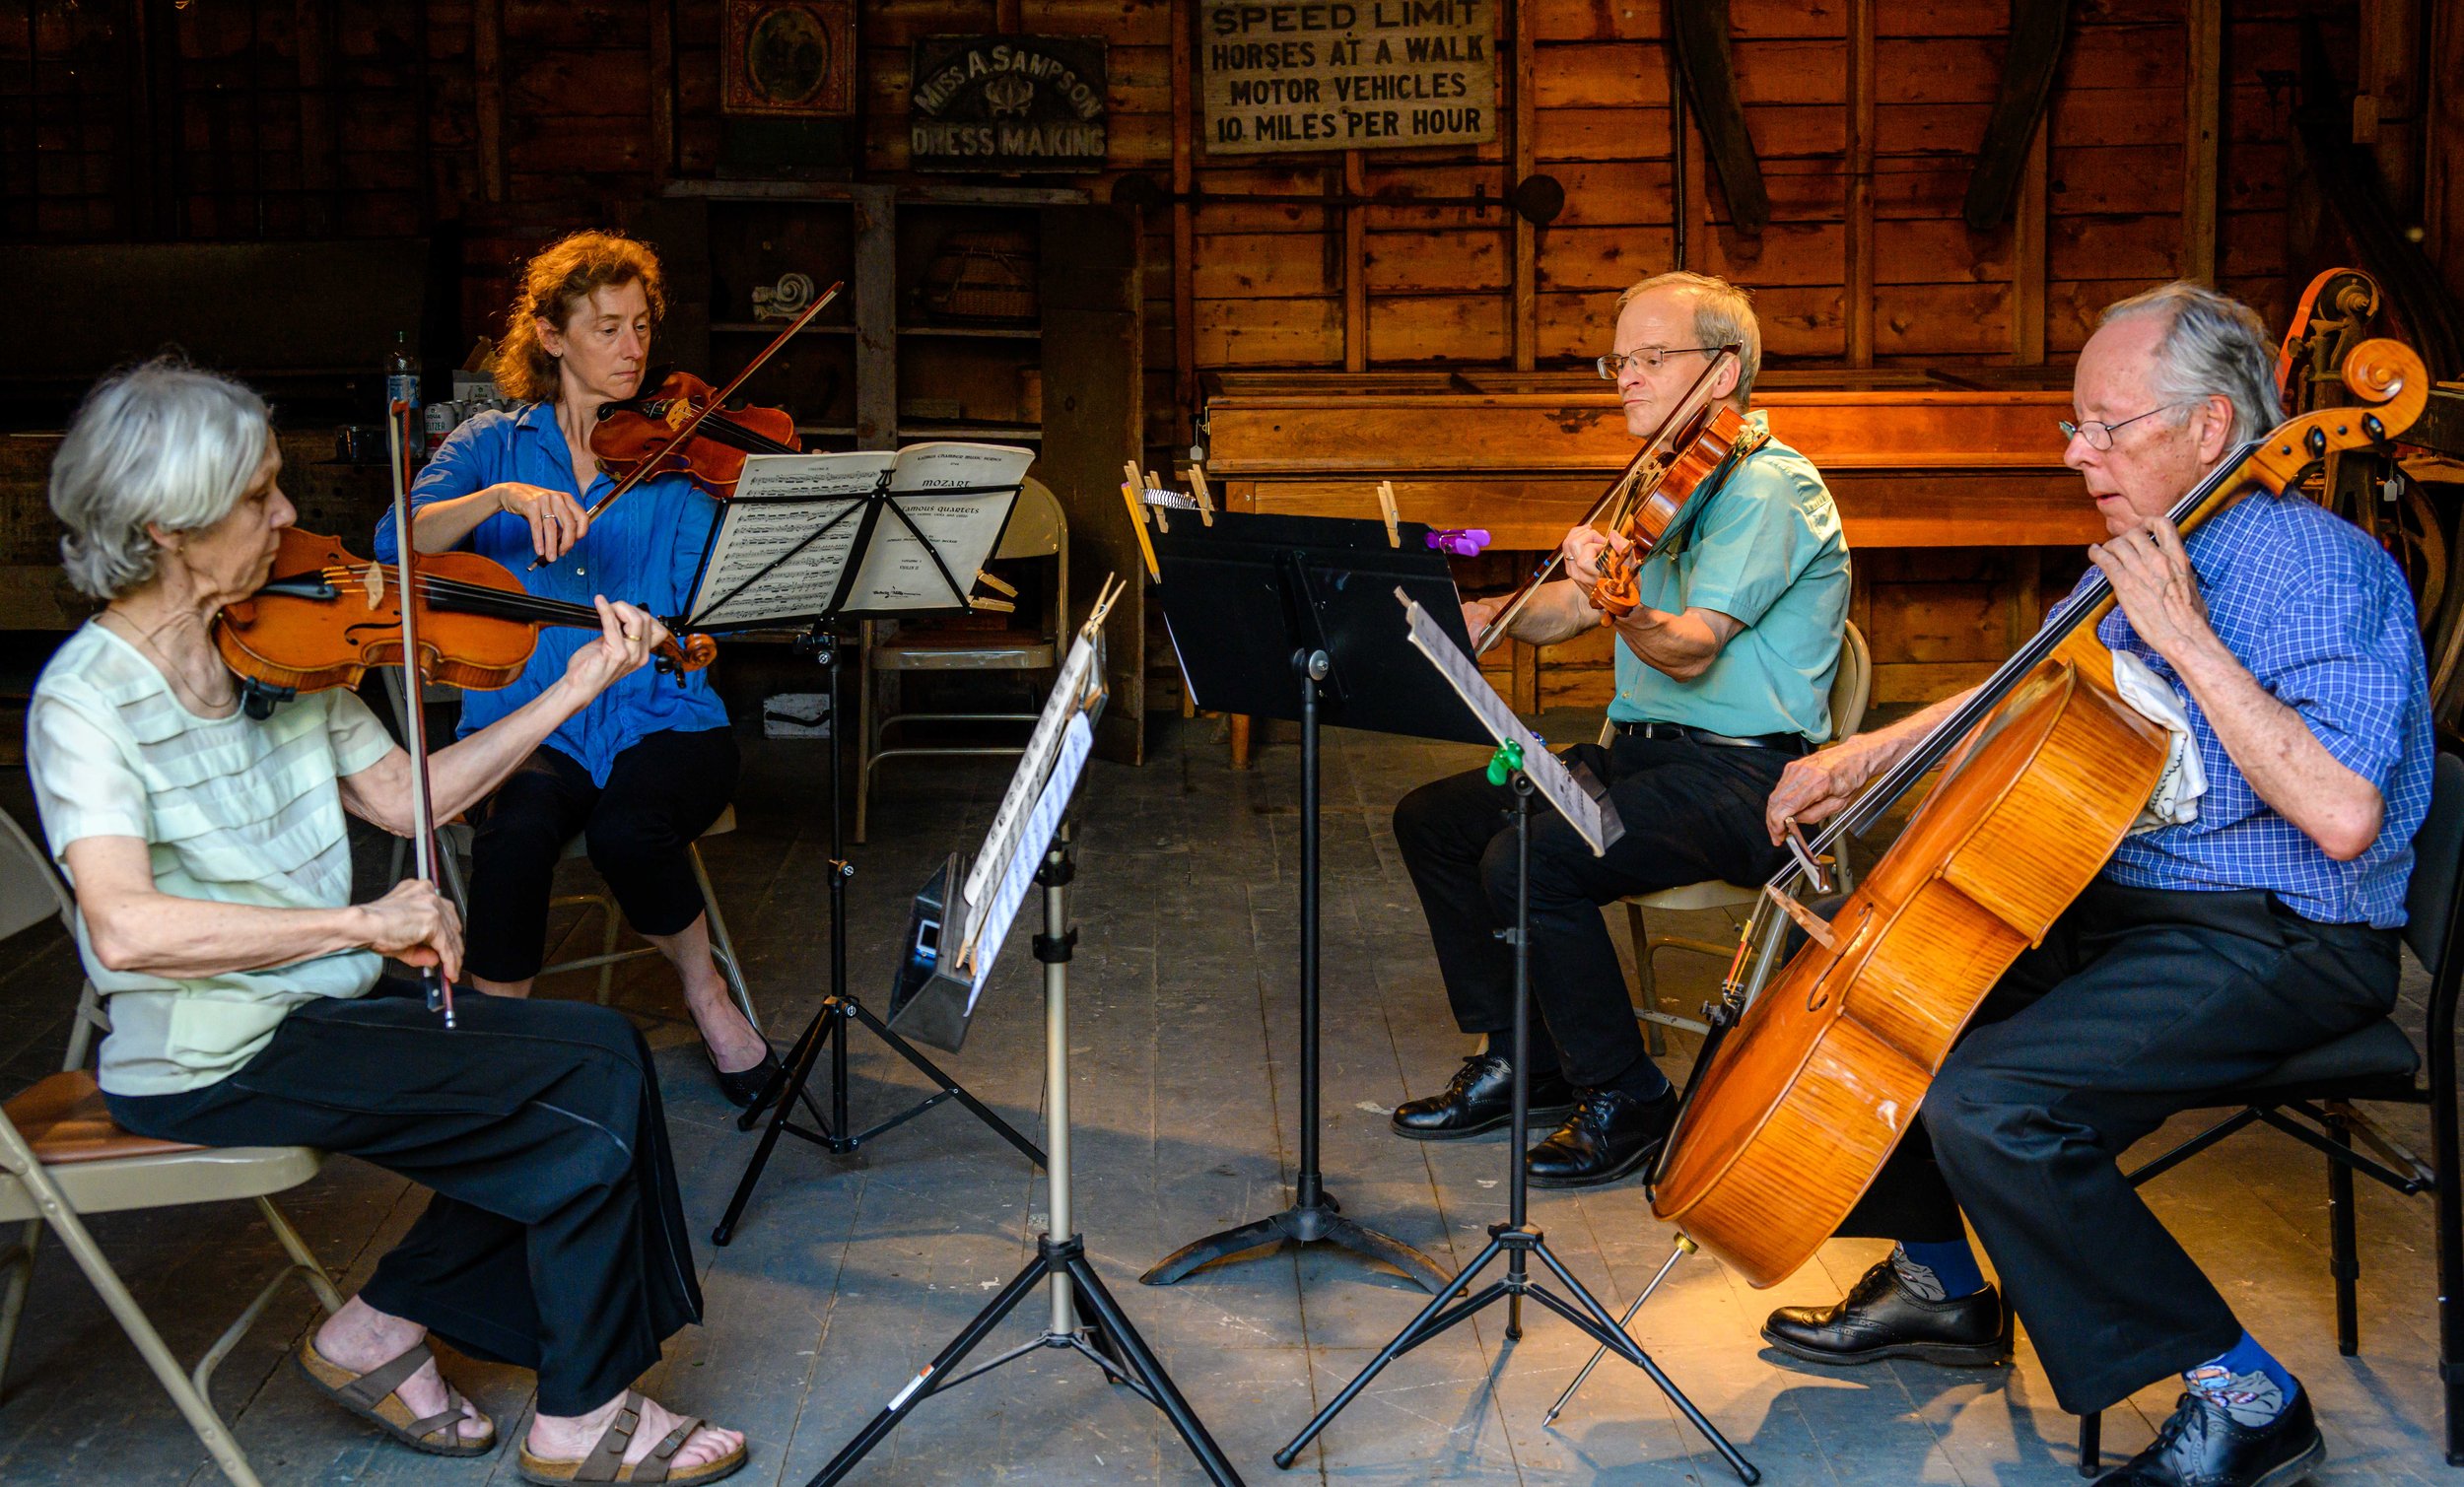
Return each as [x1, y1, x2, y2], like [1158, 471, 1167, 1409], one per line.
[1124, 460, 1169, 533]
[968, 567, 1018, 613]
[1145, 468, 1170, 532]
[1188, 463, 1215, 526]
[1376, 480, 1402, 548]
[1118, 465, 1161, 581]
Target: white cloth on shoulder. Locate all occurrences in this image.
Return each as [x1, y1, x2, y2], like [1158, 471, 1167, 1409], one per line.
[2110, 648, 2208, 834]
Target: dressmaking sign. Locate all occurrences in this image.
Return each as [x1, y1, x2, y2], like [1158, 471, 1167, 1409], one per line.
[910, 36, 1109, 171]
[1200, 0, 1495, 155]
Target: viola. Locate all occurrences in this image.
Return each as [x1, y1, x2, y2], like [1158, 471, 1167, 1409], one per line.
[589, 368, 801, 502]
[214, 526, 717, 714]
[1585, 400, 1760, 619]
[1470, 344, 1744, 654]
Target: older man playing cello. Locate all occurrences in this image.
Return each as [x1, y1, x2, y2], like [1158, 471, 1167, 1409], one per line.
[1760, 283, 2430, 1487]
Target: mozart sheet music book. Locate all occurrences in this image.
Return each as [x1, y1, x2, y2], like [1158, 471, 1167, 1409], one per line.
[684, 441, 1031, 630]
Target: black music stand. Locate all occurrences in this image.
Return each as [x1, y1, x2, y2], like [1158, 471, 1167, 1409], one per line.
[1139, 511, 1485, 1294]
[709, 469, 1049, 1247]
[1272, 594, 1758, 1482]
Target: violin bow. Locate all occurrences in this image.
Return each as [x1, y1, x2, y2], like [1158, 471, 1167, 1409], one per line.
[1470, 345, 1740, 656]
[532, 280, 844, 571]
[387, 401, 456, 1028]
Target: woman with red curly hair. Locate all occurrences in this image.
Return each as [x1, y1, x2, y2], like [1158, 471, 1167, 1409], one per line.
[375, 231, 779, 1107]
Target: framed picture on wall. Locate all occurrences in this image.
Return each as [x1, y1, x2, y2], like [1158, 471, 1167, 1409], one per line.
[723, 0, 856, 116]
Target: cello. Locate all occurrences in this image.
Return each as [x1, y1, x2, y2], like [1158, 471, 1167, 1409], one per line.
[1648, 337, 2432, 1288]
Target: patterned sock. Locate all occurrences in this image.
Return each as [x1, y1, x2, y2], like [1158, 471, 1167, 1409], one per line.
[1891, 1239, 1987, 1301]
[2185, 1331, 2296, 1427]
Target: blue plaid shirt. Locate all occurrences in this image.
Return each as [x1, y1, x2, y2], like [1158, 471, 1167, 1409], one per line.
[2045, 490, 2430, 927]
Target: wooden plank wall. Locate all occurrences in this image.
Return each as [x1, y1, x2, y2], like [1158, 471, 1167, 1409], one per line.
[0, 0, 2379, 716]
[0, 0, 2361, 433]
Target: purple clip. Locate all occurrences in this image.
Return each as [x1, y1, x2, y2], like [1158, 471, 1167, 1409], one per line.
[1426, 527, 1490, 558]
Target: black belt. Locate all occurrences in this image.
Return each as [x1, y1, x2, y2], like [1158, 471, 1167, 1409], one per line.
[1613, 719, 1814, 755]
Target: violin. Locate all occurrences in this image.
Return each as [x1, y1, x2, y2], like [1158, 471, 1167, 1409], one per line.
[214, 526, 718, 717]
[589, 368, 801, 501]
[1585, 400, 1760, 619]
[1470, 343, 1744, 654]
[543, 282, 842, 563]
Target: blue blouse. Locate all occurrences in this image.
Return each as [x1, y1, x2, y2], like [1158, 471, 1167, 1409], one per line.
[373, 402, 729, 784]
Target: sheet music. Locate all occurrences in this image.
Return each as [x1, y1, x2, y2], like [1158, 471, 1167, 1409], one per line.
[964, 710, 1095, 1004]
[687, 442, 1031, 626]
[845, 442, 1035, 610]
[1398, 589, 1620, 855]
[688, 452, 890, 627]
[960, 625, 1104, 949]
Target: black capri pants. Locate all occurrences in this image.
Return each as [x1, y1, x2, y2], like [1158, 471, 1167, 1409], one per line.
[464, 726, 739, 983]
[106, 983, 702, 1417]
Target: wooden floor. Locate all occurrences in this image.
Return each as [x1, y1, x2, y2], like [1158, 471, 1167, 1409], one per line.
[0, 711, 2454, 1485]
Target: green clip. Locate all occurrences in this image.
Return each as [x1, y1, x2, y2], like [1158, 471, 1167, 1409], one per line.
[1486, 738, 1526, 786]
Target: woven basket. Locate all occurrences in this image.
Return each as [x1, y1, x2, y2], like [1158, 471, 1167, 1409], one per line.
[919, 228, 1039, 323]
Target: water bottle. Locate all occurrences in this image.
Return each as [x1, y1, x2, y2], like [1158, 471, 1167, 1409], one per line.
[384, 331, 422, 421]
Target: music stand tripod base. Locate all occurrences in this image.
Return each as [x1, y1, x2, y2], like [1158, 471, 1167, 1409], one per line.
[809, 836, 1244, 1487]
[1140, 629, 1449, 1296]
[1270, 771, 1758, 1485]
[714, 626, 1046, 1249]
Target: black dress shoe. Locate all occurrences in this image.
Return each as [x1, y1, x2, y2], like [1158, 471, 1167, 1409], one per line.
[1761, 1256, 2012, 1366]
[1392, 1053, 1578, 1141]
[1524, 1086, 1677, 1188]
[2096, 1386, 2324, 1486]
[714, 1048, 786, 1112]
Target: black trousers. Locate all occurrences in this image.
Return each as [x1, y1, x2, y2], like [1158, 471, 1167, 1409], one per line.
[1393, 734, 1792, 1090]
[465, 727, 739, 982]
[106, 983, 702, 1417]
[1835, 879, 2399, 1415]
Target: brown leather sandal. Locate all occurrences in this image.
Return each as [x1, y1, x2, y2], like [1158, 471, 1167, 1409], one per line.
[515, 1390, 747, 1485]
[293, 1334, 496, 1456]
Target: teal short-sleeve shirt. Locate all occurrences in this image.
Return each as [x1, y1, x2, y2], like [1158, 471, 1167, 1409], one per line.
[1607, 411, 1850, 742]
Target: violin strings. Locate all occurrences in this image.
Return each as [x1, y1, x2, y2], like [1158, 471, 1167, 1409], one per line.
[323, 566, 614, 628]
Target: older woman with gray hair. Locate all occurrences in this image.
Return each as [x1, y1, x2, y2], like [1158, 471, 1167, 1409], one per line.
[1759, 282, 2430, 1487]
[25, 358, 750, 1484]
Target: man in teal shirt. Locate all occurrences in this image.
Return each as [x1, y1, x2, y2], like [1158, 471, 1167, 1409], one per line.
[1392, 271, 1851, 1187]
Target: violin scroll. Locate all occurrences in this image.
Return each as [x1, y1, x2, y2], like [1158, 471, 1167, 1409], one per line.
[656, 630, 720, 674]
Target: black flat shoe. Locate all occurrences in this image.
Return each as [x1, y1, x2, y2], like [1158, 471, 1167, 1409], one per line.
[1761, 1255, 2011, 1367]
[1524, 1086, 1676, 1188]
[2096, 1386, 2324, 1486]
[1392, 1053, 1578, 1141]
[713, 1048, 785, 1112]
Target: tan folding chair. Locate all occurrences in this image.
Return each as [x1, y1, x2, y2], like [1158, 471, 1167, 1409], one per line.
[0, 806, 343, 1487]
[380, 672, 761, 1034]
[856, 475, 1069, 843]
[1605, 620, 1872, 1043]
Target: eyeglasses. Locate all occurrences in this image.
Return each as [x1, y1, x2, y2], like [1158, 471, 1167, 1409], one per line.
[1595, 346, 1725, 380]
[2059, 402, 2191, 451]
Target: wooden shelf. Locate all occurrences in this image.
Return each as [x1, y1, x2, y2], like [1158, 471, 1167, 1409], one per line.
[710, 321, 856, 335]
[900, 422, 1043, 439]
[665, 179, 1085, 207]
[898, 324, 1042, 340]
